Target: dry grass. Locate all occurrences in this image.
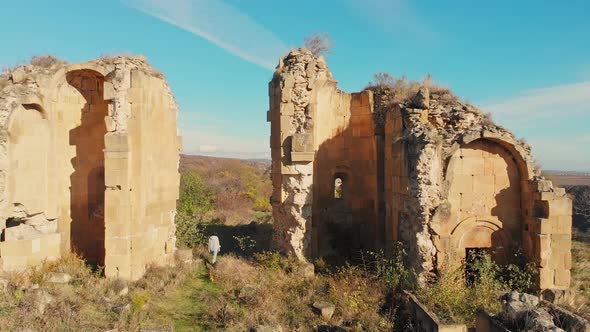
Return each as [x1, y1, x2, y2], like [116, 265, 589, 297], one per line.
[0, 253, 196, 331]
[366, 72, 455, 106]
[205, 253, 394, 331]
[29, 55, 67, 68]
[0, 249, 395, 331]
[567, 240, 590, 317]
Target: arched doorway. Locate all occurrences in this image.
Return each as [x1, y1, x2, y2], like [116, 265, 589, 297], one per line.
[67, 69, 108, 266]
[445, 139, 522, 266]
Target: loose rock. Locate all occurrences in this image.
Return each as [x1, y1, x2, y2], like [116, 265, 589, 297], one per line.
[47, 272, 72, 284]
[112, 303, 131, 314]
[30, 289, 54, 315]
[313, 301, 336, 320]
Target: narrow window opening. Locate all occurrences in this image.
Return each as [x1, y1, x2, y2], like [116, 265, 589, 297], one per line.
[334, 177, 343, 199]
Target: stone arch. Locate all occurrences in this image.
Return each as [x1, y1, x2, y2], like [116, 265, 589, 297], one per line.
[443, 138, 524, 266]
[5, 103, 51, 217]
[66, 68, 108, 265]
[450, 217, 512, 263]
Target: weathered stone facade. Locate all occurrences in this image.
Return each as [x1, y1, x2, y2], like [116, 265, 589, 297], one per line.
[269, 49, 572, 291]
[0, 56, 181, 280]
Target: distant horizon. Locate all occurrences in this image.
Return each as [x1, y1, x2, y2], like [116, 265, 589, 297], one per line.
[180, 153, 590, 173]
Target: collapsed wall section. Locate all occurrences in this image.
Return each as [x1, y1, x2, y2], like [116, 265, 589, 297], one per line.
[382, 87, 572, 289]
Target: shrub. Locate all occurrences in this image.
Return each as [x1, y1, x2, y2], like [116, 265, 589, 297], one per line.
[30, 55, 67, 68]
[417, 252, 508, 325]
[366, 72, 454, 106]
[175, 213, 208, 248]
[131, 290, 150, 312]
[178, 171, 214, 216]
[176, 171, 215, 247]
[233, 235, 257, 254]
[254, 251, 286, 271]
[304, 32, 333, 56]
[362, 244, 416, 292]
[498, 249, 537, 293]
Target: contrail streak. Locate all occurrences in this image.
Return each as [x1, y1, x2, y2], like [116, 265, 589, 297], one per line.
[124, 0, 288, 70]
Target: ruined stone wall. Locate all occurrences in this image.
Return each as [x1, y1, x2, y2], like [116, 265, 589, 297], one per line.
[382, 87, 572, 289]
[269, 49, 380, 260]
[383, 107, 410, 245]
[270, 49, 573, 291]
[312, 90, 379, 259]
[0, 56, 180, 279]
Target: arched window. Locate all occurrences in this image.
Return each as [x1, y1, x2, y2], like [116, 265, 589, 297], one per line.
[334, 174, 346, 199]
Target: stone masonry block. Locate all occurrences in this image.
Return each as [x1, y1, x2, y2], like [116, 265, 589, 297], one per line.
[292, 133, 313, 152]
[104, 133, 129, 152]
[556, 215, 572, 234]
[551, 234, 571, 251]
[538, 267, 554, 289]
[554, 269, 570, 288]
[547, 198, 572, 216]
[536, 180, 553, 192]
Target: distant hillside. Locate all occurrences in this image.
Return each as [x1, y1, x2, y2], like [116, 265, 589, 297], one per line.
[180, 154, 270, 174]
[179, 154, 272, 225]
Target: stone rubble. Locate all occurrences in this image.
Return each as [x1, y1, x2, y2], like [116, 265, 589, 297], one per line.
[313, 300, 336, 320]
[47, 272, 72, 284]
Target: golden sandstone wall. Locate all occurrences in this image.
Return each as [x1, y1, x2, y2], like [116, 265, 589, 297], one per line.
[269, 49, 382, 261]
[270, 48, 572, 292]
[0, 56, 180, 280]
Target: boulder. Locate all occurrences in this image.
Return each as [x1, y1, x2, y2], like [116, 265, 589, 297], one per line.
[30, 289, 54, 315]
[0, 277, 8, 292]
[112, 303, 131, 314]
[411, 86, 430, 109]
[47, 272, 72, 284]
[519, 292, 540, 307]
[302, 262, 315, 280]
[313, 301, 336, 320]
[174, 248, 193, 264]
[250, 325, 283, 332]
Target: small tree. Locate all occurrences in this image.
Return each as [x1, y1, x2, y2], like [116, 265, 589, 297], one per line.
[304, 32, 333, 56]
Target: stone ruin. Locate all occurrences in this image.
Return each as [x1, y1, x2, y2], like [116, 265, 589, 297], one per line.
[269, 48, 573, 293]
[0, 55, 181, 280]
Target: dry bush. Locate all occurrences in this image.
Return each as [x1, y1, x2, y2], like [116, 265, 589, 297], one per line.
[203, 253, 395, 331]
[29, 55, 67, 68]
[209, 255, 259, 289]
[417, 254, 503, 325]
[366, 72, 455, 106]
[0, 253, 197, 331]
[328, 266, 393, 329]
[304, 32, 333, 56]
[568, 240, 590, 317]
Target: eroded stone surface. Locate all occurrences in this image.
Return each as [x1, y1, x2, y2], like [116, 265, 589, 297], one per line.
[269, 48, 572, 290]
[0, 55, 181, 280]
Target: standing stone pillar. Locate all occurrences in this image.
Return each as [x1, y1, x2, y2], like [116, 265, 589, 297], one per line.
[269, 49, 322, 260]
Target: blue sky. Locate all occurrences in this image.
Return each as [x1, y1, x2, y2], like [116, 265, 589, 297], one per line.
[1, 0, 589, 170]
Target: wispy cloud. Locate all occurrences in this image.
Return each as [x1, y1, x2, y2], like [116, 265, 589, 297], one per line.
[123, 0, 287, 70]
[344, 0, 435, 39]
[483, 81, 590, 122]
[482, 81, 590, 171]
